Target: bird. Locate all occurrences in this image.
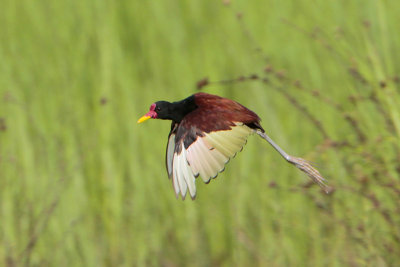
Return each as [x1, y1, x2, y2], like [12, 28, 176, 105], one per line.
[138, 92, 328, 199]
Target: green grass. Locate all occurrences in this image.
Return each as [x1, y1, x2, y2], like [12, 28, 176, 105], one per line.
[1, 0, 400, 266]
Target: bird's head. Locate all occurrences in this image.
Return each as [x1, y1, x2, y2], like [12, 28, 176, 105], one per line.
[138, 95, 198, 123]
[137, 101, 172, 123]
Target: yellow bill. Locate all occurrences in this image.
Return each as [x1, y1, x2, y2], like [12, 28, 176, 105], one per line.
[137, 115, 151, 123]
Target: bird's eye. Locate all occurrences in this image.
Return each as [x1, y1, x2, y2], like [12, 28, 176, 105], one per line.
[155, 107, 161, 112]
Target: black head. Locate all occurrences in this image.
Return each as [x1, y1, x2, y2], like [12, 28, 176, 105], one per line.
[137, 95, 197, 124]
[152, 101, 174, 120]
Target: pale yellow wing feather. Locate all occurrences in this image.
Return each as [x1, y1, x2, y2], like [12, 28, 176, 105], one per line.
[170, 124, 253, 199]
[187, 124, 253, 183]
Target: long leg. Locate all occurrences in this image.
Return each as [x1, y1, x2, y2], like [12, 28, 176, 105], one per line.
[256, 130, 331, 193]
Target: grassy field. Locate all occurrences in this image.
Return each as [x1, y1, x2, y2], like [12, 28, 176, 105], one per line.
[1, 0, 399, 266]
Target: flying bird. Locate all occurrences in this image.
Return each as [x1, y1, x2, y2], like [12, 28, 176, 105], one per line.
[138, 92, 328, 199]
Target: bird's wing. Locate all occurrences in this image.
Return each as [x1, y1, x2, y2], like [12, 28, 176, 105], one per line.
[166, 122, 196, 199]
[166, 122, 178, 179]
[169, 122, 253, 199]
[172, 140, 196, 199]
[187, 123, 252, 183]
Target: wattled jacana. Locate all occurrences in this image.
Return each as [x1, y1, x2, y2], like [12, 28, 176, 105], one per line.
[138, 92, 328, 199]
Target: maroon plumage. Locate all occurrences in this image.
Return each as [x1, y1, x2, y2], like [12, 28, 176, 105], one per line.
[174, 93, 264, 153]
[184, 92, 263, 132]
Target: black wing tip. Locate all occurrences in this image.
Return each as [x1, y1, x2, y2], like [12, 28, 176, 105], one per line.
[175, 192, 197, 201]
[245, 122, 264, 132]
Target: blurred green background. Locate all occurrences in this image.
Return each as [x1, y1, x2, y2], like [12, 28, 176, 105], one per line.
[1, 0, 399, 266]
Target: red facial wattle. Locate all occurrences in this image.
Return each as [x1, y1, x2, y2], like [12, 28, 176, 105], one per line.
[146, 103, 158, 118]
[144, 110, 157, 118]
[137, 103, 158, 123]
